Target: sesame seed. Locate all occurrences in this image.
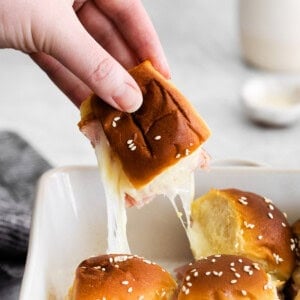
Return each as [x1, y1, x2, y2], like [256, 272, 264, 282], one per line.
[244, 221, 255, 229]
[252, 263, 260, 270]
[182, 286, 186, 292]
[231, 279, 238, 284]
[128, 287, 133, 293]
[154, 135, 161, 140]
[268, 204, 274, 210]
[112, 121, 117, 127]
[282, 222, 287, 227]
[161, 291, 166, 297]
[243, 266, 251, 272]
[238, 259, 243, 263]
[187, 282, 193, 287]
[283, 212, 288, 219]
[127, 139, 133, 144]
[190, 269, 197, 273]
[128, 142, 135, 148]
[185, 149, 190, 156]
[230, 262, 235, 267]
[189, 143, 194, 146]
[185, 275, 191, 281]
[109, 257, 113, 263]
[130, 145, 137, 151]
[193, 271, 199, 277]
[264, 198, 273, 204]
[143, 259, 152, 265]
[101, 268, 106, 272]
[211, 258, 216, 263]
[238, 198, 248, 205]
[268, 212, 274, 219]
[241, 290, 247, 296]
[114, 255, 128, 262]
[213, 271, 220, 276]
[215, 254, 222, 257]
[235, 273, 241, 278]
[122, 280, 129, 285]
[230, 267, 236, 272]
[114, 264, 119, 268]
[185, 288, 190, 295]
[175, 153, 181, 159]
[257, 235, 263, 240]
[273, 253, 284, 264]
[93, 266, 101, 269]
[138, 296, 145, 300]
[114, 116, 121, 122]
[205, 271, 211, 276]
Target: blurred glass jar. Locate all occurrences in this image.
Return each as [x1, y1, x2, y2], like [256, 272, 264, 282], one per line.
[239, 0, 300, 72]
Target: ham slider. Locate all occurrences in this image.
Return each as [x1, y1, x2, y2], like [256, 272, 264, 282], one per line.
[78, 60, 211, 208]
[68, 254, 177, 300]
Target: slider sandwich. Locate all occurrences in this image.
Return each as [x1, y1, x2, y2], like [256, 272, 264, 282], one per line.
[189, 188, 296, 290]
[177, 254, 279, 299]
[68, 254, 177, 300]
[79, 60, 211, 208]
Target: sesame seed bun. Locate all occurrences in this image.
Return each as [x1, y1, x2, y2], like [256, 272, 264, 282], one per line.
[189, 189, 296, 283]
[78, 60, 210, 188]
[68, 254, 177, 300]
[177, 254, 279, 299]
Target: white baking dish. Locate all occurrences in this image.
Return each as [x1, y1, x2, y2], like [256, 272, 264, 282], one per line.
[19, 165, 300, 299]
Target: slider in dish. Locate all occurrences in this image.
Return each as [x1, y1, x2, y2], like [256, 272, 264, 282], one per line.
[188, 188, 296, 288]
[177, 254, 279, 299]
[68, 254, 177, 300]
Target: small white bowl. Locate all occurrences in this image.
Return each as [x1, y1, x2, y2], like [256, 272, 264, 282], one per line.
[241, 77, 300, 126]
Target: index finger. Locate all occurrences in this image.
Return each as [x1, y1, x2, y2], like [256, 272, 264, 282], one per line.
[95, 0, 170, 78]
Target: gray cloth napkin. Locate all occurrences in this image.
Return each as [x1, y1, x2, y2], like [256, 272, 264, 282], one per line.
[0, 131, 51, 285]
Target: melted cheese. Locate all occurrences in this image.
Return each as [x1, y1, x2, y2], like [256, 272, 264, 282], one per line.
[94, 128, 130, 254]
[94, 126, 206, 253]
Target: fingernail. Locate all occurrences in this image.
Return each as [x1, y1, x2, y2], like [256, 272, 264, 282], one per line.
[112, 82, 143, 113]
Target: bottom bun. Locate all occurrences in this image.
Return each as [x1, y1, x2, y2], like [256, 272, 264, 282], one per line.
[68, 254, 177, 300]
[177, 254, 279, 300]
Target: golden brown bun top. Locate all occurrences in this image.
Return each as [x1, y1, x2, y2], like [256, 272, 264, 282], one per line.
[190, 188, 296, 282]
[69, 254, 177, 300]
[178, 254, 277, 300]
[79, 60, 211, 188]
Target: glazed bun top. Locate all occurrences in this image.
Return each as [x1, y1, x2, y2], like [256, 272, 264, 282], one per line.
[189, 188, 296, 282]
[177, 254, 278, 300]
[68, 254, 177, 300]
[79, 60, 210, 188]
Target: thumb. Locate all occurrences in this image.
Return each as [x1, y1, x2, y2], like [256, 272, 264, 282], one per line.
[46, 9, 142, 112]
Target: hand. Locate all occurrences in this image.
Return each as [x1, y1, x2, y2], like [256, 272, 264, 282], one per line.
[0, 0, 170, 112]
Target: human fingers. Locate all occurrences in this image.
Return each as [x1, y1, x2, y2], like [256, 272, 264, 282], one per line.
[95, 0, 170, 78]
[46, 7, 142, 112]
[30, 52, 91, 107]
[77, 1, 138, 69]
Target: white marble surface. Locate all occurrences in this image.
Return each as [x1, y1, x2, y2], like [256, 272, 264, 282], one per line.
[1, 0, 300, 171]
